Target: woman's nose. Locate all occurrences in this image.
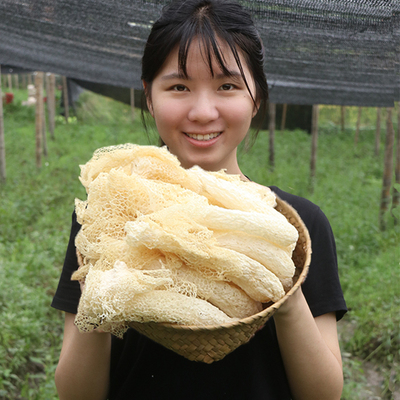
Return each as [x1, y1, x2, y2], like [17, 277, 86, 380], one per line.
[187, 92, 219, 123]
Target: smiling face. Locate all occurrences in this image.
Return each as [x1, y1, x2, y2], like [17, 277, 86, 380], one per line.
[145, 38, 258, 176]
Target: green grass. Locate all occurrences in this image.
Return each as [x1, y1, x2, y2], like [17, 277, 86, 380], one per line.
[0, 91, 398, 399]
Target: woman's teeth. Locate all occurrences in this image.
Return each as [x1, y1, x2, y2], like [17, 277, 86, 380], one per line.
[186, 132, 221, 141]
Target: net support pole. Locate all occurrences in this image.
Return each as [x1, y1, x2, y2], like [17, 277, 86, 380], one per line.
[340, 106, 345, 132]
[62, 76, 69, 123]
[0, 65, 6, 183]
[130, 88, 135, 121]
[392, 105, 400, 223]
[46, 73, 56, 140]
[280, 104, 287, 131]
[268, 102, 276, 170]
[35, 72, 44, 168]
[354, 107, 362, 146]
[310, 105, 319, 191]
[375, 107, 381, 156]
[379, 107, 395, 230]
[42, 91, 48, 157]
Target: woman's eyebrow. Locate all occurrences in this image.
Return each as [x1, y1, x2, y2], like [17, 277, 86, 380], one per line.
[215, 71, 243, 80]
[160, 72, 188, 81]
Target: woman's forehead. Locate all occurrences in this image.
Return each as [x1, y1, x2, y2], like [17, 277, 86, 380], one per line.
[160, 38, 249, 78]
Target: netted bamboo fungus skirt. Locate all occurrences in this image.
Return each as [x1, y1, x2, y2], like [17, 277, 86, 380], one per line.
[129, 197, 311, 363]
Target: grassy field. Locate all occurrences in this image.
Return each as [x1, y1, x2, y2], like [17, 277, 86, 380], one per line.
[0, 89, 398, 399]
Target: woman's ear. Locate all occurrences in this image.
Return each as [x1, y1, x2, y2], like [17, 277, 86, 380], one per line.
[252, 100, 261, 118]
[142, 80, 154, 117]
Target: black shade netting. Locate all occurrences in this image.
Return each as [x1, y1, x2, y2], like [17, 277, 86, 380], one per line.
[0, 0, 398, 106]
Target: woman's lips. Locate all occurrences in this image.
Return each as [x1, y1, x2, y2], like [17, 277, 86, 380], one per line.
[185, 132, 222, 141]
[183, 131, 222, 147]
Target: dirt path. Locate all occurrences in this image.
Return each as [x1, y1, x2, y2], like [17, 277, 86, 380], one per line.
[338, 319, 398, 400]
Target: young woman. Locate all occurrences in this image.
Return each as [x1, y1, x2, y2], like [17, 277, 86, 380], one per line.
[52, 1, 347, 399]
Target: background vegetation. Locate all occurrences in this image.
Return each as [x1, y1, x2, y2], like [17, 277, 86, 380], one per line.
[0, 89, 398, 399]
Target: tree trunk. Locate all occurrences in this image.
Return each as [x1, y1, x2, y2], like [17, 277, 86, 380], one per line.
[62, 76, 69, 123]
[354, 107, 362, 146]
[130, 88, 135, 121]
[340, 106, 345, 132]
[35, 72, 44, 168]
[280, 103, 287, 131]
[0, 65, 6, 183]
[379, 108, 395, 230]
[268, 102, 276, 170]
[375, 107, 381, 156]
[310, 105, 319, 189]
[46, 73, 56, 139]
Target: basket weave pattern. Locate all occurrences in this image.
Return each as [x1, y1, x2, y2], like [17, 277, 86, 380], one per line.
[129, 196, 312, 363]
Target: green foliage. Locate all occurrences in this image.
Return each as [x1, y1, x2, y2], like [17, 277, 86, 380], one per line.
[0, 93, 398, 398]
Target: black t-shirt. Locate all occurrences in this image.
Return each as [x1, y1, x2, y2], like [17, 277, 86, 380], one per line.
[52, 186, 347, 400]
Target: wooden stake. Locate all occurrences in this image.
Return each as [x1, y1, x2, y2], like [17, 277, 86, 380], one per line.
[340, 106, 345, 132]
[392, 105, 400, 222]
[62, 76, 69, 123]
[0, 65, 6, 183]
[28, 73, 32, 86]
[354, 106, 362, 146]
[280, 103, 287, 131]
[7, 74, 12, 91]
[310, 105, 319, 188]
[379, 108, 395, 230]
[42, 96, 48, 157]
[268, 102, 276, 170]
[35, 72, 44, 168]
[130, 88, 135, 121]
[14, 74, 19, 90]
[46, 73, 56, 139]
[375, 107, 381, 156]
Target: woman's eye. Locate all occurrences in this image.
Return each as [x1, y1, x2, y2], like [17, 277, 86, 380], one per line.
[220, 83, 235, 91]
[172, 84, 188, 92]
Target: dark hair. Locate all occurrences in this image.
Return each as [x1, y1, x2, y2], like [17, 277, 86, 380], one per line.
[141, 0, 268, 145]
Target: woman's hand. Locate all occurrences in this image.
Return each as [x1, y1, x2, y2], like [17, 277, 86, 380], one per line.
[273, 287, 344, 400]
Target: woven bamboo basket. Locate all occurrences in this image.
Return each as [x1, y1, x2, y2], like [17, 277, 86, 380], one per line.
[129, 196, 312, 364]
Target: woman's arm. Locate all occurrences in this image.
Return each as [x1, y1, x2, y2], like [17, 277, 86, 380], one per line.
[274, 287, 344, 400]
[55, 312, 112, 400]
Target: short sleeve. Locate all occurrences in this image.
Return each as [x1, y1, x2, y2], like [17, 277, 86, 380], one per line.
[269, 186, 347, 321]
[51, 211, 82, 314]
[301, 207, 347, 320]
